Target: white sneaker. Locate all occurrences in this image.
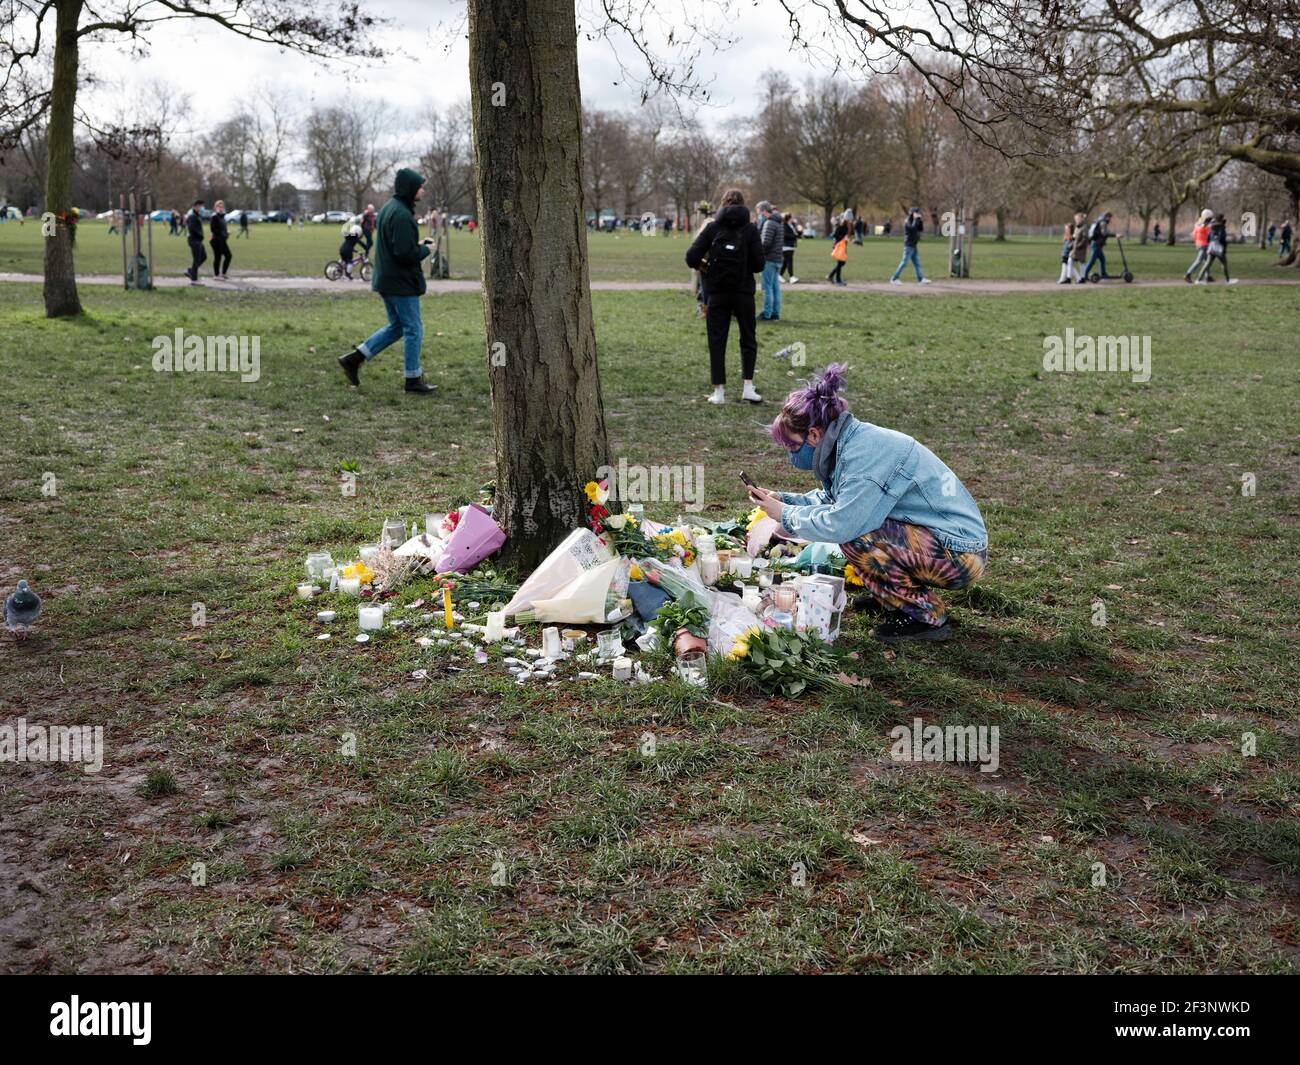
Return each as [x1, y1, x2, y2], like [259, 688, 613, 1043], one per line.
[1194, 280, 1206, 285]
[707, 390, 726, 405]
[789, 276, 799, 284]
[890, 278, 902, 285]
[742, 384, 762, 404]
[1227, 278, 1239, 285]
[920, 278, 932, 284]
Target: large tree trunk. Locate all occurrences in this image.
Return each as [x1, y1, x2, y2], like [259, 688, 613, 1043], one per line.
[468, 0, 609, 569]
[1165, 203, 1179, 246]
[43, 0, 84, 318]
[994, 205, 1007, 241]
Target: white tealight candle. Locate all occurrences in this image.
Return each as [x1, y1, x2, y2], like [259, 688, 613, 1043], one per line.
[339, 577, 361, 596]
[296, 583, 315, 599]
[612, 656, 633, 681]
[358, 545, 378, 562]
[485, 610, 506, 642]
[732, 556, 753, 579]
[358, 606, 384, 631]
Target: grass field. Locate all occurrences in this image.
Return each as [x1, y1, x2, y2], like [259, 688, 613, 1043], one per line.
[2, 266, 1298, 973]
[2, 217, 1296, 283]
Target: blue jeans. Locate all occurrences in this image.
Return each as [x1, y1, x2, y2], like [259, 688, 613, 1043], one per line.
[891, 244, 924, 281]
[1083, 243, 1108, 277]
[761, 261, 782, 318]
[360, 294, 423, 377]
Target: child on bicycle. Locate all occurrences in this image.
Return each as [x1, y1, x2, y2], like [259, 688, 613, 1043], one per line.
[339, 224, 364, 279]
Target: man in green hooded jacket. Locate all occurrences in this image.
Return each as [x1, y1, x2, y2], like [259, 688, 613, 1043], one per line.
[338, 167, 436, 393]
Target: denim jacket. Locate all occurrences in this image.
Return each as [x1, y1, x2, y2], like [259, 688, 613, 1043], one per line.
[778, 416, 987, 553]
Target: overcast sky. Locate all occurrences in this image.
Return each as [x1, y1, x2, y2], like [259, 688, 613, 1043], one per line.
[77, 0, 860, 183]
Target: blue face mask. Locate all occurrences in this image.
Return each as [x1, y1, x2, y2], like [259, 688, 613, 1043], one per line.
[789, 442, 816, 470]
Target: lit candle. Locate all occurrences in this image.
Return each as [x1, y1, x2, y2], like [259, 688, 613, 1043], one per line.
[338, 577, 361, 596]
[358, 606, 384, 631]
[485, 610, 506, 642]
[442, 585, 454, 630]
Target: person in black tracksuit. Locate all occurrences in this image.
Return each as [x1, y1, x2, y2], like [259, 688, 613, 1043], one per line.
[780, 213, 801, 281]
[685, 189, 765, 405]
[185, 200, 207, 283]
[209, 200, 232, 279]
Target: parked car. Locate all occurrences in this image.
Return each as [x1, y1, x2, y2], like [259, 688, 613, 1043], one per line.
[149, 209, 171, 222]
[264, 211, 292, 223]
[323, 210, 351, 224]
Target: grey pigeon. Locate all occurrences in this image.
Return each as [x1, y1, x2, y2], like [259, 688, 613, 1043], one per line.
[5, 580, 41, 638]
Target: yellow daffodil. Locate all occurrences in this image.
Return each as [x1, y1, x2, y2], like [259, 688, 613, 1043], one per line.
[745, 506, 766, 533]
[340, 562, 375, 585]
[584, 480, 609, 505]
[728, 640, 749, 660]
[844, 563, 864, 587]
[629, 563, 644, 581]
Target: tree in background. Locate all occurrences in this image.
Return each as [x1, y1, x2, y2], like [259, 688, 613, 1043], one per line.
[0, 0, 380, 317]
[420, 101, 476, 216]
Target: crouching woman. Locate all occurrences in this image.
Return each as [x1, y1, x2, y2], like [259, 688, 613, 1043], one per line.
[748, 364, 987, 643]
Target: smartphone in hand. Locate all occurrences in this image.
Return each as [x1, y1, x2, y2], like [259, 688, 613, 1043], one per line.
[739, 471, 757, 490]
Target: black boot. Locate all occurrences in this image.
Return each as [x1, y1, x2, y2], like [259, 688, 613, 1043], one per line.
[338, 349, 364, 387]
[404, 376, 436, 394]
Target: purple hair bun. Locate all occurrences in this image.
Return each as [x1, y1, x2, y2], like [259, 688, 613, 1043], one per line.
[769, 363, 850, 446]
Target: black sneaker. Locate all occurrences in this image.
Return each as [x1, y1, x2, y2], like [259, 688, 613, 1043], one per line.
[870, 610, 953, 644]
[851, 594, 887, 616]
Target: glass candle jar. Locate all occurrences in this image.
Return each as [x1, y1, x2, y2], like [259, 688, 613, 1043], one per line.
[675, 650, 706, 688]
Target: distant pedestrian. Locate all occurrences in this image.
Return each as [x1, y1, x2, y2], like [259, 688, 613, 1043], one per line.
[890, 207, 930, 284]
[1183, 209, 1213, 282]
[1082, 211, 1113, 279]
[1266, 222, 1276, 247]
[361, 204, 377, 253]
[853, 215, 865, 245]
[336, 168, 438, 394]
[185, 199, 207, 284]
[1058, 212, 1086, 283]
[827, 212, 850, 286]
[237, 211, 250, 238]
[1152, 222, 1162, 243]
[684, 188, 765, 406]
[209, 200, 232, 280]
[1277, 220, 1293, 258]
[758, 201, 785, 321]
[780, 212, 801, 284]
[1195, 212, 1237, 284]
[107, 210, 120, 235]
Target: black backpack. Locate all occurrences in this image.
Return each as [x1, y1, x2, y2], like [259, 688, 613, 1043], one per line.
[706, 224, 748, 287]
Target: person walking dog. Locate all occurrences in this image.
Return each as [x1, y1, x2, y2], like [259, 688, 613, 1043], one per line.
[336, 168, 437, 394]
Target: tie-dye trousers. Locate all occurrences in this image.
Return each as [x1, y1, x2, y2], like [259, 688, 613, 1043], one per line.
[840, 520, 987, 627]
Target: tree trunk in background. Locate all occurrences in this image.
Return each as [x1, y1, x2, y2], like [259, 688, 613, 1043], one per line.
[468, 0, 609, 569]
[994, 206, 1007, 241]
[43, 0, 84, 318]
[1166, 203, 1179, 246]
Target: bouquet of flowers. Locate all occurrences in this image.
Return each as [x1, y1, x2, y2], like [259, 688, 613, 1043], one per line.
[732, 627, 858, 698]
